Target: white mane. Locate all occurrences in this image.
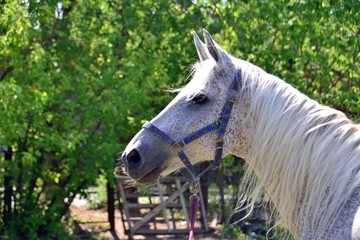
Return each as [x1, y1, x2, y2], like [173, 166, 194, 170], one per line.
[234, 59, 360, 238]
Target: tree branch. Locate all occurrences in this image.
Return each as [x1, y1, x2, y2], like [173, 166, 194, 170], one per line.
[0, 66, 14, 82]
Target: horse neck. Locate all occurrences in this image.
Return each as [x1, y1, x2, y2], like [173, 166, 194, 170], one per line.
[241, 71, 360, 238]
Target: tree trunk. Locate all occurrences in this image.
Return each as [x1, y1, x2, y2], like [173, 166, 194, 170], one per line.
[3, 147, 13, 224]
[218, 165, 225, 223]
[199, 161, 210, 226]
[199, 162, 210, 211]
[107, 182, 115, 231]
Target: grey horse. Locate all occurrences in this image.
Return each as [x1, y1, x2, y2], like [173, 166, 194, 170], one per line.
[121, 30, 360, 240]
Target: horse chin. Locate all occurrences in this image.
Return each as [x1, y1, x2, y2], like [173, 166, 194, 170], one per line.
[162, 162, 184, 176]
[135, 167, 162, 184]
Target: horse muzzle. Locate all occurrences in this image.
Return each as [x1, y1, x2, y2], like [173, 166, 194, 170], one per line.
[121, 129, 173, 183]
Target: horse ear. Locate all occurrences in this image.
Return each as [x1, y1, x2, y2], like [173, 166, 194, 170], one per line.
[193, 31, 209, 61]
[203, 29, 231, 65]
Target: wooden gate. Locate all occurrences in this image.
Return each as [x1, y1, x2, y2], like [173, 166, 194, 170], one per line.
[116, 175, 209, 239]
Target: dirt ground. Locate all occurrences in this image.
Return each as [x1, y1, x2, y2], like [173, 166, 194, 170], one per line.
[69, 205, 223, 240]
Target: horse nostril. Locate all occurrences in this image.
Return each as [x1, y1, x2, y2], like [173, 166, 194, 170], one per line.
[127, 149, 142, 170]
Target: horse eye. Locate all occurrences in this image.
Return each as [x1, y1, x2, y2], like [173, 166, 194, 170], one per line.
[190, 93, 208, 104]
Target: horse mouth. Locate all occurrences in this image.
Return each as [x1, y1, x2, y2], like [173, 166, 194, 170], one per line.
[136, 167, 162, 184]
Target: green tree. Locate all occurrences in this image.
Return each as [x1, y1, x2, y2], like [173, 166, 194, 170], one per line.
[207, 0, 360, 121]
[0, 0, 207, 238]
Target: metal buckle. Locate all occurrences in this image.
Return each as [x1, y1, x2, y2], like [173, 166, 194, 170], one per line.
[215, 116, 222, 126]
[216, 136, 224, 143]
[227, 89, 237, 103]
[191, 179, 200, 194]
[170, 141, 184, 153]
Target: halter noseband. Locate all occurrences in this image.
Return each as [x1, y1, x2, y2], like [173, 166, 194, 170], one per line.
[142, 69, 242, 192]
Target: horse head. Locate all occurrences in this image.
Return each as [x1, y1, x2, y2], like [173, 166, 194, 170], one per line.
[121, 30, 250, 184]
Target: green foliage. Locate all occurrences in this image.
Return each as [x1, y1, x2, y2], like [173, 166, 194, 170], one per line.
[0, 0, 358, 238]
[88, 175, 108, 209]
[208, 0, 360, 121]
[137, 185, 152, 196]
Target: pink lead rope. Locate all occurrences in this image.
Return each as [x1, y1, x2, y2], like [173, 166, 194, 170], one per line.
[188, 194, 199, 240]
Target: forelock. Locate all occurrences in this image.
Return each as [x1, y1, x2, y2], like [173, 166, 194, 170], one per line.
[182, 60, 215, 98]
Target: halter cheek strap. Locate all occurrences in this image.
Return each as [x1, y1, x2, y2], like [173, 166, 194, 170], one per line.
[142, 69, 242, 191]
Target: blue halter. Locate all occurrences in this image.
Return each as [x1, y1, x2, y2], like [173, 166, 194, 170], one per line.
[143, 69, 242, 192]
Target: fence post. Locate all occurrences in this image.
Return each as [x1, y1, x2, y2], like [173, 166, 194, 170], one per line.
[107, 181, 115, 231]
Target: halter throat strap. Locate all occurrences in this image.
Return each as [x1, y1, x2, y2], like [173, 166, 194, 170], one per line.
[142, 69, 242, 192]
